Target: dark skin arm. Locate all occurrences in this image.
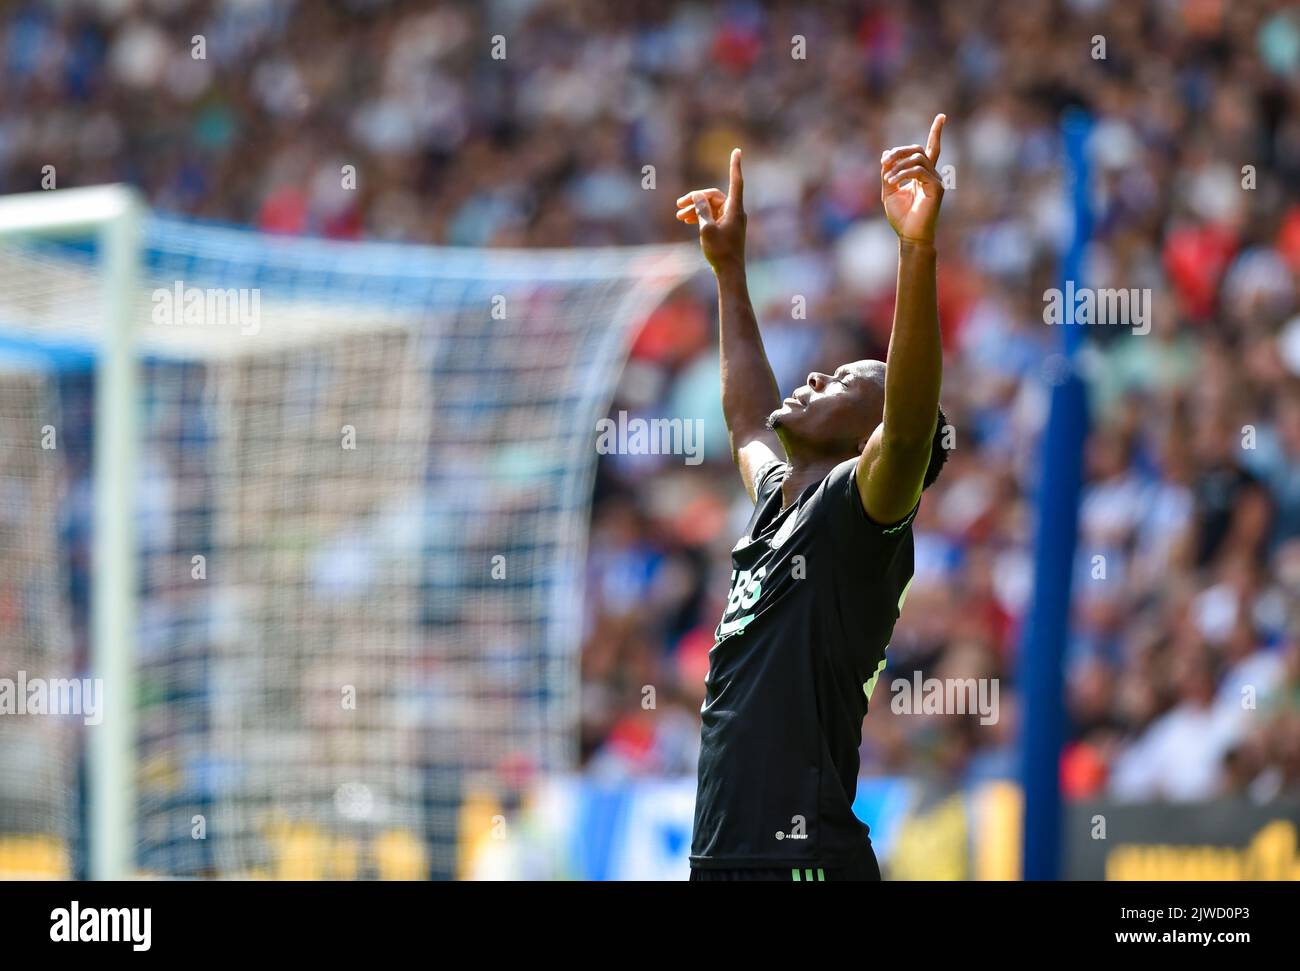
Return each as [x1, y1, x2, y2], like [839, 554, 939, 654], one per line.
[856, 114, 947, 524]
[675, 150, 784, 501]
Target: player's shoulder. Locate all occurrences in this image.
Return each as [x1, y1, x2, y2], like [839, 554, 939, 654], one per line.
[827, 456, 860, 486]
[808, 456, 861, 504]
[816, 455, 919, 539]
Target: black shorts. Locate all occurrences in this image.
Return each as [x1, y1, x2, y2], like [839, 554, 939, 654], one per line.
[689, 846, 881, 881]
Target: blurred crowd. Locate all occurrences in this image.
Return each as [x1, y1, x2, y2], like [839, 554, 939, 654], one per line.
[5, 0, 1300, 807]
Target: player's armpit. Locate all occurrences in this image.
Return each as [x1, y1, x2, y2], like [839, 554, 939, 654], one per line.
[853, 421, 931, 527]
[735, 433, 784, 504]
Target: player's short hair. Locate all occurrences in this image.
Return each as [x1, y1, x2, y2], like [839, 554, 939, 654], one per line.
[923, 405, 951, 490]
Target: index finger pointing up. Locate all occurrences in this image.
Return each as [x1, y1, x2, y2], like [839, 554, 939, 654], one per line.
[926, 113, 946, 164]
[726, 148, 744, 214]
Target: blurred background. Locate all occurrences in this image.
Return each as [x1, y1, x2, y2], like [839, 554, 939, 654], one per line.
[1, 0, 1300, 880]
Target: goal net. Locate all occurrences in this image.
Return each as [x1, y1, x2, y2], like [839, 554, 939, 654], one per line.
[0, 190, 698, 878]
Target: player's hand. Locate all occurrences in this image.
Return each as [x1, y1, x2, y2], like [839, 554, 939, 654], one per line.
[881, 113, 946, 246]
[676, 148, 746, 272]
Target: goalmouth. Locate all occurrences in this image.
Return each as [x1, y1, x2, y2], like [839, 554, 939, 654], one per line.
[0, 185, 698, 880]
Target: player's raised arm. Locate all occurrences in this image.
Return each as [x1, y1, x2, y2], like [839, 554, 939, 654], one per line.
[676, 149, 784, 501]
[855, 114, 947, 525]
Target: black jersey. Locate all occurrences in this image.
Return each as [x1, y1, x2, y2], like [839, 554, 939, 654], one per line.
[690, 457, 916, 869]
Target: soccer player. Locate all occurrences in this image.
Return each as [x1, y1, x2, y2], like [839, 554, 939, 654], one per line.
[675, 115, 950, 881]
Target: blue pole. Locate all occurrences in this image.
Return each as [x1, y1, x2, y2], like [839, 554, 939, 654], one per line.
[1019, 107, 1092, 880]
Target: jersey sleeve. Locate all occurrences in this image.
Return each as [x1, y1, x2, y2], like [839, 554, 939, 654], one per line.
[752, 459, 789, 505]
[823, 457, 918, 564]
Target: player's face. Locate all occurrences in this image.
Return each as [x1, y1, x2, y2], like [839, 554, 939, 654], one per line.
[768, 360, 884, 455]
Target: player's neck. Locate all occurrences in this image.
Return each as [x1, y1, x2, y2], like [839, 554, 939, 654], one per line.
[780, 455, 850, 511]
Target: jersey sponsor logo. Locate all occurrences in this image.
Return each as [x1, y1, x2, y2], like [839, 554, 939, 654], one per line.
[716, 567, 765, 640]
[717, 614, 755, 637]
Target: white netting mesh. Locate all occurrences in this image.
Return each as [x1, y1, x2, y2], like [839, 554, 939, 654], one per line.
[0, 360, 75, 878]
[0, 215, 698, 878]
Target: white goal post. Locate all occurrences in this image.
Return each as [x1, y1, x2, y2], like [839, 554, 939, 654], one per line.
[0, 185, 143, 880]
